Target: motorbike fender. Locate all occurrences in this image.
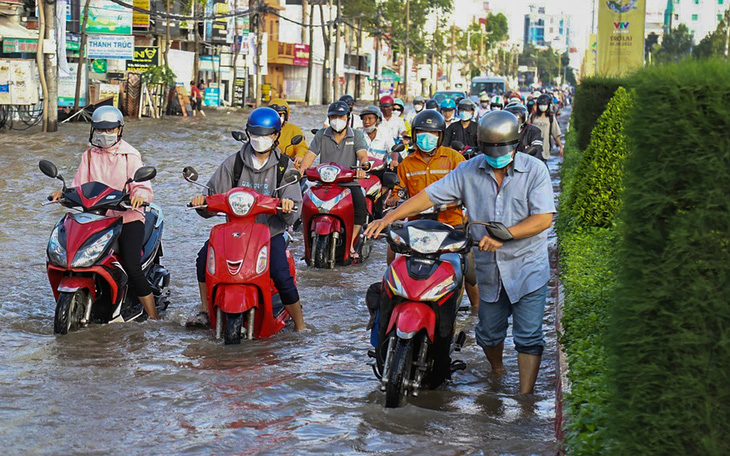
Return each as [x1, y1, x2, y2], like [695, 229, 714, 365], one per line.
[387, 301, 436, 342]
[313, 216, 341, 235]
[214, 284, 259, 314]
[57, 276, 96, 300]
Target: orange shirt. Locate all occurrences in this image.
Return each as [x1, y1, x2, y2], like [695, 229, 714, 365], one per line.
[395, 146, 466, 227]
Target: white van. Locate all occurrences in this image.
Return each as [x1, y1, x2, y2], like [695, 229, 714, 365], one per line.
[469, 77, 507, 103]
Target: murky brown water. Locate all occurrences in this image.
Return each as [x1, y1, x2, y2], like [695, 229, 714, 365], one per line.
[0, 105, 567, 455]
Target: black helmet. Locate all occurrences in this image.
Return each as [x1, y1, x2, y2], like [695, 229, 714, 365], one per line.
[327, 101, 350, 118]
[537, 94, 552, 106]
[477, 111, 520, 157]
[425, 99, 439, 110]
[412, 110, 446, 152]
[339, 94, 355, 108]
[504, 103, 528, 126]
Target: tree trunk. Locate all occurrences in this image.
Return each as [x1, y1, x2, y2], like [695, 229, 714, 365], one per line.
[305, 1, 314, 104]
[73, 0, 91, 111]
[45, 0, 58, 131]
[332, 0, 340, 101]
[319, 2, 330, 104]
[193, 1, 199, 82]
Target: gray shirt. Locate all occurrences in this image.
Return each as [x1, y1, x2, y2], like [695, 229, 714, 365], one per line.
[425, 152, 555, 303]
[203, 143, 302, 238]
[309, 126, 368, 168]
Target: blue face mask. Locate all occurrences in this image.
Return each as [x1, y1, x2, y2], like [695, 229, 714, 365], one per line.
[484, 153, 514, 169]
[459, 111, 472, 121]
[416, 133, 439, 153]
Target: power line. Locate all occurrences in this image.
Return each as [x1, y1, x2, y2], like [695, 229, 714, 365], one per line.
[105, 0, 252, 21]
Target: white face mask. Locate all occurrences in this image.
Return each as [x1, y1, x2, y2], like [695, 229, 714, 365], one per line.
[330, 118, 347, 133]
[92, 131, 119, 149]
[539, 104, 548, 112]
[414, 103, 424, 112]
[363, 125, 377, 133]
[250, 135, 275, 153]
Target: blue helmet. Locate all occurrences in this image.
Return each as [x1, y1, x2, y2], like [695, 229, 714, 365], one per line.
[440, 99, 456, 110]
[246, 107, 282, 135]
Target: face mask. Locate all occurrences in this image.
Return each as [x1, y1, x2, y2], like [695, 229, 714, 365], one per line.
[416, 133, 438, 153]
[330, 118, 347, 132]
[459, 111, 472, 121]
[484, 153, 514, 169]
[92, 131, 118, 149]
[414, 104, 424, 112]
[539, 104, 548, 112]
[363, 125, 377, 133]
[250, 135, 275, 153]
[480, 102, 489, 108]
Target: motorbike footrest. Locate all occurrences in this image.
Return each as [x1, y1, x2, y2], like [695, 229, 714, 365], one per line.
[367, 349, 377, 359]
[450, 359, 466, 372]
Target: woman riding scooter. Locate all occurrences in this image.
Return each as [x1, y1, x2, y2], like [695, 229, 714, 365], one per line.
[51, 106, 158, 320]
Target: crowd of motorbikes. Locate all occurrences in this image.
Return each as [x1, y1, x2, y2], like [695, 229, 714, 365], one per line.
[36, 113, 514, 408]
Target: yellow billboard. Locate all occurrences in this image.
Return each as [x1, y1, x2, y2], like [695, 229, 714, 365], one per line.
[597, 0, 646, 76]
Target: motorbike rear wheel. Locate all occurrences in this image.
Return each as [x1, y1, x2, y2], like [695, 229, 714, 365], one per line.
[223, 312, 243, 345]
[314, 234, 331, 269]
[54, 290, 86, 335]
[385, 338, 413, 408]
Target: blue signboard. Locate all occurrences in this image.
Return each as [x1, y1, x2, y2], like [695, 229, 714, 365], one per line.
[203, 87, 220, 107]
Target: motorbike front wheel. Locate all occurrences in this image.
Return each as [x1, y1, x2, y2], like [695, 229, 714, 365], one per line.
[223, 312, 243, 345]
[385, 337, 413, 408]
[314, 234, 332, 269]
[54, 290, 87, 335]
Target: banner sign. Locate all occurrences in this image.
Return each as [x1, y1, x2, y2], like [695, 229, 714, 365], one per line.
[87, 34, 134, 59]
[133, 0, 150, 27]
[86, 0, 133, 35]
[58, 64, 87, 107]
[293, 44, 309, 66]
[203, 87, 220, 106]
[597, 0, 645, 76]
[126, 46, 159, 72]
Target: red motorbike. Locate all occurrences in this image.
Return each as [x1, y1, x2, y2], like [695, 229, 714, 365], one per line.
[449, 140, 478, 160]
[371, 217, 513, 407]
[183, 166, 301, 345]
[301, 159, 398, 268]
[38, 160, 169, 334]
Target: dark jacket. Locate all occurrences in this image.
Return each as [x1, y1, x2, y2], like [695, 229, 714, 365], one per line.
[443, 120, 478, 148]
[202, 143, 302, 237]
[517, 124, 544, 160]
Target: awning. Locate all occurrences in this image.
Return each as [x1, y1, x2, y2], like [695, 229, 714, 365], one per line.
[0, 17, 38, 40]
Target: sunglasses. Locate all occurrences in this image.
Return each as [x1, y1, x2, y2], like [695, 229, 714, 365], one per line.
[393, 108, 403, 112]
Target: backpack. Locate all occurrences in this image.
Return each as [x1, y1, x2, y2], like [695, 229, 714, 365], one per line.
[232, 151, 290, 195]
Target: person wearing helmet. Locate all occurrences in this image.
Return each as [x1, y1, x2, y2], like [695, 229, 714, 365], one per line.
[299, 101, 371, 260]
[508, 92, 523, 105]
[439, 99, 457, 127]
[406, 95, 426, 124]
[392, 98, 412, 138]
[383, 109, 479, 307]
[490, 95, 504, 111]
[425, 98, 439, 110]
[268, 98, 308, 167]
[505, 102, 544, 161]
[530, 93, 563, 159]
[443, 99, 478, 149]
[322, 94, 363, 129]
[187, 107, 305, 330]
[51, 106, 158, 320]
[377, 95, 407, 144]
[359, 105, 396, 164]
[366, 110, 555, 394]
[476, 92, 491, 120]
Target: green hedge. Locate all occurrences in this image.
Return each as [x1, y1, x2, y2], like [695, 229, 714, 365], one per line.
[569, 87, 634, 228]
[606, 59, 730, 455]
[572, 77, 627, 150]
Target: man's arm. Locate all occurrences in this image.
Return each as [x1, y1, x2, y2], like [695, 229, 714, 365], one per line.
[299, 151, 318, 173]
[365, 190, 435, 238]
[508, 213, 553, 239]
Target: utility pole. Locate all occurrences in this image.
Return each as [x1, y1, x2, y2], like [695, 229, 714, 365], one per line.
[37, 0, 48, 131]
[38, 0, 58, 132]
[449, 26, 455, 86]
[253, 0, 264, 107]
[305, 1, 315, 104]
[302, 0, 309, 44]
[164, 0, 171, 66]
[373, 7, 380, 103]
[319, 1, 331, 104]
[332, 0, 340, 101]
[403, 0, 409, 99]
[73, 0, 90, 111]
[232, 0, 239, 106]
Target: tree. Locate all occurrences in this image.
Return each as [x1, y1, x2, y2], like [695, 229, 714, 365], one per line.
[653, 23, 694, 64]
[692, 9, 730, 59]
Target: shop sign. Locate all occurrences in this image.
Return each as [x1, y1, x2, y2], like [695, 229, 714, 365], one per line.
[126, 46, 158, 72]
[87, 34, 134, 60]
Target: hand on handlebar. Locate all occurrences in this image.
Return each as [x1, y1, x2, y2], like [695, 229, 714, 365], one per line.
[130, 195, 146, 210]
[293, 156, 304, 169]
[386, 196, 401, 208]
[50, 190, 63, 201]
[356, 168, 367, 179]
[279, 198, 295, 213]
[478, 235, 503, 252]
[190, 195, 207, 207]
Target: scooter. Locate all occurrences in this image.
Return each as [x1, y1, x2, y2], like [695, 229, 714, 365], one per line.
[38, 159, 169, 335]
[370, 217, 514, 407]
[449, 140, 478, 160]
[183, 165, 301, 345]
[301, 159, 398, 268]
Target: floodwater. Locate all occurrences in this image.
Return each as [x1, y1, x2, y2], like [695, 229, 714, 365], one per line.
[0, 104, 568, 455]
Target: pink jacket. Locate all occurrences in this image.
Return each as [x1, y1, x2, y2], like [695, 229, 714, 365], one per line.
[71, 139, 153, 224]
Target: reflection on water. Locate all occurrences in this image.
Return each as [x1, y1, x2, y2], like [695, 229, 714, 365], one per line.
[0, 106, 567, 455]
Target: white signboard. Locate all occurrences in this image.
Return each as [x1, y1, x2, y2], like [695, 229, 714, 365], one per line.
[87, 34, 134, 60]
[168, 49, 195, 86]
[0, 59, 40, 105]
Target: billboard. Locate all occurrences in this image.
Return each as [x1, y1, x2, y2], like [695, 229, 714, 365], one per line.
[133, 0, 150, 28]
[126, 47, 159, 72]
[293, 44, 309, 66]
[597, 0, 646, 76]
[87, 34, 135, 60]
[86, 0, 133, 35]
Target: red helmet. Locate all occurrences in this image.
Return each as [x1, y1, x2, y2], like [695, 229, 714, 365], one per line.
[379, 95, 394, 107]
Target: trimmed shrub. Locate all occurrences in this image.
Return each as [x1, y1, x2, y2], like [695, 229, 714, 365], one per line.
[572, 77, 627, 150]
[570, 87, 634, 228]
[607, 59, 730, 455]
[555, 131, 581, 234]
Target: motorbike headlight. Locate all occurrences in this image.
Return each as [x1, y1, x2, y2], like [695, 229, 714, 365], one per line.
[441, 239, 468, 253]
[407, 227, 449, 254]
[318, 165, 340, 183]
[389, 230, 407, 247]
[228, 192, 255, 216]
[71, 228, 116, 268]
[256, 246, 268, 274]
[207, 245, 216, 275]
[421, 275, 457, 302]
[47, 225, 66, 267]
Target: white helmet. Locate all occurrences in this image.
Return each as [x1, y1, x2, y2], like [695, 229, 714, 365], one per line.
[490, 95, 504, 110]
[89, 106, 124, 148]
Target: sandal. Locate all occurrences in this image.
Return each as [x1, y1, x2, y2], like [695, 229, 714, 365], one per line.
[185, 311, 210, 328]
[344, 250, 361, 266]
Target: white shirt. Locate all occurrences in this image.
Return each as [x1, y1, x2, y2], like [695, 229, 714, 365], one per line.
[362, 127, 395, 161]
[380, 114, 407, 142]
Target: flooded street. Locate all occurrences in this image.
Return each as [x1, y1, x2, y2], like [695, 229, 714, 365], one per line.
[0, 105, 566, 455]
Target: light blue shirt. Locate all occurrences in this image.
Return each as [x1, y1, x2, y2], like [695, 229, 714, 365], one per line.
[425, 152, 555, 303]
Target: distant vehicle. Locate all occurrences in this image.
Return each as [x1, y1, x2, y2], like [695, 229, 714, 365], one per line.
[469, 77, 507, 103]
[432, 91, 467, 104]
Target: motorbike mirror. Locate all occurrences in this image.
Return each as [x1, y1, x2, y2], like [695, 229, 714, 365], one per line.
[381, 171, 398, 189]
[291, 134, 303, 146]
[182, 166, 199, 182]
[391, 143, 405, 153]
[451, 141, 465, 151]
[231, 130, 247, 142]
[310, 128, 320, 135]
[133, 166, 157, 183]
[525, 146, 539, 157]
[485, 221, 514, 242]
[282, 168, 301, 185]
[39, 159, 58, 178]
